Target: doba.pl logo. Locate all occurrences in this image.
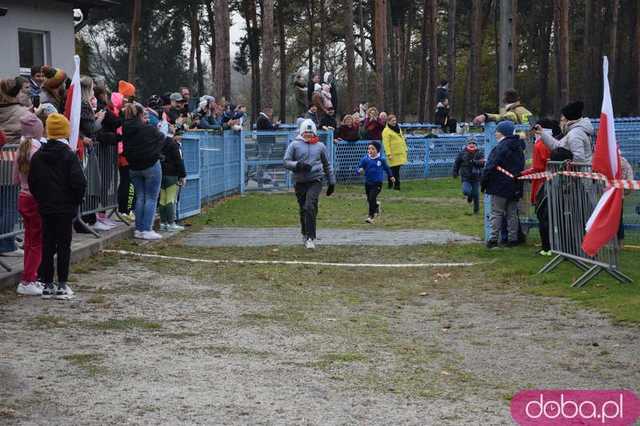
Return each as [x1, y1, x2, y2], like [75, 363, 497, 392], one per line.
[511, 390, 640, 425]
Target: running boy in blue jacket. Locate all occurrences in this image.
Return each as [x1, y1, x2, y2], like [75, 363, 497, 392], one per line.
[357, 141, 395, 223]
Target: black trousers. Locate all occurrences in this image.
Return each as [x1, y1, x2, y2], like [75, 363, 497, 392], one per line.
[118, 166, 134, 214]
[41, 213, 74, 284]
[365, 182, 382, 217]
[535, 186, 550, 251]
[388, 166, 401, 190]
[295, 180, 323, 240]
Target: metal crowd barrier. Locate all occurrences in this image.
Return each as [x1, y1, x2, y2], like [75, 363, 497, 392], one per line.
[243, 129, 334, 191]
[539, 161, 632, 288]
[0, 146, 22, 271]
[0, 142, 126, 272]
[75, 143, 124, 237]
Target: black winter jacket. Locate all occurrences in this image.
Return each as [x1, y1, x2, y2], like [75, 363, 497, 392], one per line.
[123, 118, 165, 171]
[453, 148, 485, 182]
[161, 137, 187, 178]
[481, 135, 525, 200]
[29, 140, 87, 216]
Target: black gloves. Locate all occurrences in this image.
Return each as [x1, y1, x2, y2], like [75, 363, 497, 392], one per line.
[326, 184, 335, 196]
[295, 161, 312, 173]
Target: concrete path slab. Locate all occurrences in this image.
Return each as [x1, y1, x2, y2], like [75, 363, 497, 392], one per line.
[183, 227, 479, 247]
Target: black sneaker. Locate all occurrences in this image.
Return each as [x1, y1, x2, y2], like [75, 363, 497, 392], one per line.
[41, 283, 55, 299]
[486, 240, 499, 249]
[55, 283, 75, 300]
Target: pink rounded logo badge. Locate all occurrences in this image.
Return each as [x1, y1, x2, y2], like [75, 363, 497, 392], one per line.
[511, 390, 640, 425]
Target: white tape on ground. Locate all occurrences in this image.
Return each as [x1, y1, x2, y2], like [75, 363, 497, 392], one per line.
[102, 249, 481, 269]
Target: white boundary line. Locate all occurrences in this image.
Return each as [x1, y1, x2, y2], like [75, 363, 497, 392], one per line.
[102, 249, 482, 269]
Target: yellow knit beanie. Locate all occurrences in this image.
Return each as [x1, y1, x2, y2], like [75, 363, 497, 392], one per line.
[46, 113, 71, 140]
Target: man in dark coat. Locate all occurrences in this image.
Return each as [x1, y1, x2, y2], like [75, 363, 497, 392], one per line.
[481, 120, 525, 248]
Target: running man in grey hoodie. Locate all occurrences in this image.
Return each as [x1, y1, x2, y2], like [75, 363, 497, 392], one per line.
[284, 119, 336, 249]
[535, 101, 594, 163]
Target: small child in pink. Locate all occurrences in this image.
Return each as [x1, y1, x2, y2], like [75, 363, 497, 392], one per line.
[13, 113, 44, 295]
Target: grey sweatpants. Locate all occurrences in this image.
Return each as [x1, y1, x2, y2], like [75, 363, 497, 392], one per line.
[490, 195, 519, 243]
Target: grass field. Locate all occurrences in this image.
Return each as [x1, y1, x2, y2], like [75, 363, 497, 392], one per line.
[180, 178, 640, 324]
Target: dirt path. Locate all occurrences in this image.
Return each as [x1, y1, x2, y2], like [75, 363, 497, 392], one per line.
[183, 227, 479, 247]
[1, 248, 638, 425]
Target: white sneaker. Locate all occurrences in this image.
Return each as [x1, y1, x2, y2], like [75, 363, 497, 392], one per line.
[55, 283, 75, 300]
[304, 238, 316, 249]
[141, 231, 163, 240]
[159, 223, 169, 231]
[93, 221, 112, 232]
[366, 217, 374, 224]
[0, 249, 24, 257]
[167, 223, 185, 232]
[102, 218, 118, 227]
[133, 230, 144, 239]
[17, 282, 43, 296]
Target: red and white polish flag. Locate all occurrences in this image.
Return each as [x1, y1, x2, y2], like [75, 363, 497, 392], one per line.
[64, 55, 82, 151]
[582, 56, 623, 257]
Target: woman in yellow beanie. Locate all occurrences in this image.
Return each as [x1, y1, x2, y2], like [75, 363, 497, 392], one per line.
[29, 113, 87, 299]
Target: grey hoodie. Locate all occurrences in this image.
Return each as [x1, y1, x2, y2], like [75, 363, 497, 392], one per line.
[283, 136, 336, 184]
[540, 117, 594, 163]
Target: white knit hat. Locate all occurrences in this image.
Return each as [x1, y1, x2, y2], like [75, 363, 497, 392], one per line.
[298, 119, 317, 136]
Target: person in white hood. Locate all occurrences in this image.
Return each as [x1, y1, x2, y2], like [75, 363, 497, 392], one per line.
[283, 119, 336, 249]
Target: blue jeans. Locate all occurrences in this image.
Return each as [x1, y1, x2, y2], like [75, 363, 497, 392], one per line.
[130, 162, 162, 232]
[462, 180, 480, 213]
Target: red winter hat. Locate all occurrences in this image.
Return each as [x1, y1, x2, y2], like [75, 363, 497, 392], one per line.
[0, 130, 6, 147]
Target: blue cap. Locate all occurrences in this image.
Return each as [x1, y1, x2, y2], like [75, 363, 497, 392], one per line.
[496, 120, 515, 137]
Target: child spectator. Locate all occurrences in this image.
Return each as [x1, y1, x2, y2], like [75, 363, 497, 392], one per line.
[452, 139, 485, 214]
[29, 113, 87, 299]
[13, 113, 45, 295]
[159, 133, 187, 232]
[357, 141, 395, 223]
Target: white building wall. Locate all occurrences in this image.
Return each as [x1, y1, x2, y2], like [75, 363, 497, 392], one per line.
[0, 0, 75, 79]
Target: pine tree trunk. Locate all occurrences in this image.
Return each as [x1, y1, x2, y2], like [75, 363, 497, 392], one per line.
[189, 6, 196, 81]
[464, 0, 482, 120]
[127, 0, 142, 83]
[554, 0, 569, 107]
[319, 0, 326, 79]
[191, 5, 204, 95]
[390, 22, 400, 115]
[426, 0, 438, 122]
[583, 0, 593, 115]
[447, 0, 456, 117]
[345, 0, 356, 114]
[215, 0, 231, 99]
[374, 0, 387, 110]
[278, 6, 287, 121]
[511, 0, 518, 75]
[244, 0, 261, 123]
[206, 1, 216, 90]
[609, 0, 619, 92]
[307, 0, 315, 78]
[418, 0, 428, 121]
[636, 0, 640, 114]
[498, 0, 515, 104]
[538, 17, 552, 116]
[262, 0, 274, 109]
[359, 0, 367, 101]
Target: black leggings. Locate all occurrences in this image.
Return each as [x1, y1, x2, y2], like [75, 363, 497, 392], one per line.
[365, 182, 382, 217]
[118, 167, 135, 214]
[41, 213, 74, 284]
[388, 166, 401, 190]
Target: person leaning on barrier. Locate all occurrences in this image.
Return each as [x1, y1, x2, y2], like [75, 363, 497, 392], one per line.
[335, 114, 360, 142]
[473, 89, 533, 125]
[481, 120, 526, 249]
[533, 101, 594, 164]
